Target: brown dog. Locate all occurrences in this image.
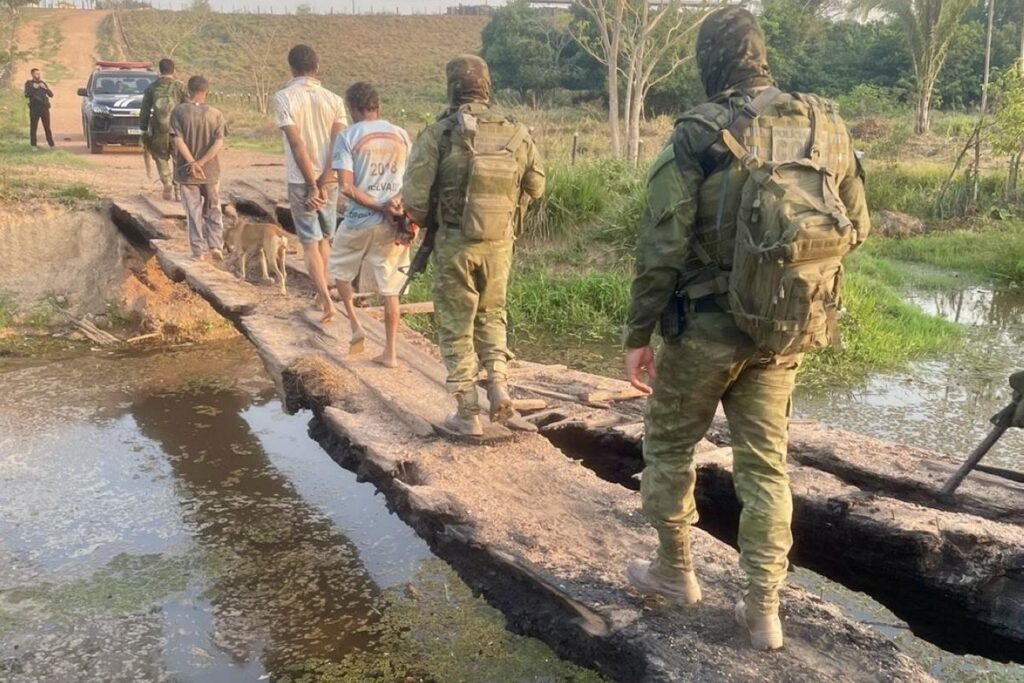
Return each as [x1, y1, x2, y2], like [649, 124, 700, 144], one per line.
[222, 206, 289, 294]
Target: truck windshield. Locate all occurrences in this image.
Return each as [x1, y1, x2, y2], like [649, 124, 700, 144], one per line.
[93, 74, 156, 95]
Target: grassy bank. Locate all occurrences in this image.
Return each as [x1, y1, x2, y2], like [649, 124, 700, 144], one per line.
[0, 91, 98, 207]
[868, 220, 1024, 283]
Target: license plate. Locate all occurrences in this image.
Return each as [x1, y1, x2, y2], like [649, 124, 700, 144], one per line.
[128, 128, 142, 136]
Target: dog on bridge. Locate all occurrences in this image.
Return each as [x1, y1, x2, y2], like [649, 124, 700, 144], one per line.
[222, 205, 289, 295]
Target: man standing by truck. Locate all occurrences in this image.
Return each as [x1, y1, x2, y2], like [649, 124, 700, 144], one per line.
[24, 68, 55, 150]
[141, 58, 188, 200]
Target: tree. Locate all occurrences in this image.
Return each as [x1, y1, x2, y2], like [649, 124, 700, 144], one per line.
[991, 63, 1024, 199]
[572, 0, 714, 161]
[222, 18, 288, 115]
[0, 0, 33, 88]
[856, 0, 977, 134]
[482, 0, 572, 98]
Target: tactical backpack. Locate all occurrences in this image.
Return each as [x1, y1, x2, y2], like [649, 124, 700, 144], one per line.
[150, 81, 177, 137]
[693, 88, 858, 356]
[457, 112, 529, 241]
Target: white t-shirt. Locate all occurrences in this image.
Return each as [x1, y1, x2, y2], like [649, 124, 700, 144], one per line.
[331, 118, 412, 229]
[272, 76, 348, 185]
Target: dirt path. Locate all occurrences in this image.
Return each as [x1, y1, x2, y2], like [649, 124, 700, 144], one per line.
[14, 9, 110, 146]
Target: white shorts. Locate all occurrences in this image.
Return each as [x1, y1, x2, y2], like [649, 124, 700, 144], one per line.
[329, 221, 411, 296]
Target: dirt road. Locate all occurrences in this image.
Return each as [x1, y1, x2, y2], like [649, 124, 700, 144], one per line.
[14, 9, 109, 147]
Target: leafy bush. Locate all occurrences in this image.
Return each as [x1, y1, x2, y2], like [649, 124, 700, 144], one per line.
[837, 84, 904, 119]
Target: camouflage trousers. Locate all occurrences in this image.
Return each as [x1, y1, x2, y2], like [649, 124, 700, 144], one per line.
[143, 132, 173, 189]
[641, 309, 800, 612]
[432, 229, 513, 415]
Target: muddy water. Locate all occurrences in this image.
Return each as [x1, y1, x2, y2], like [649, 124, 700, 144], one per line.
[796, 285, 1024, 471]
[0, 341, 600, 682]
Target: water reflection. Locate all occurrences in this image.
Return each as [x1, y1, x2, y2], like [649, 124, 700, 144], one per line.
[908, 286, 1024, 331]
[0, 342, 595, 682]
[796, 285, 1024, 469]
[127, 385, 385, 676]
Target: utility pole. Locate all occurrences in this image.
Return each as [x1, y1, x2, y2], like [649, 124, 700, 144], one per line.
[973, 0, 996, 205]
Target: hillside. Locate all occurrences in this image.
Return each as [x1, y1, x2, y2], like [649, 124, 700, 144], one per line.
[99, 10, 489, 111]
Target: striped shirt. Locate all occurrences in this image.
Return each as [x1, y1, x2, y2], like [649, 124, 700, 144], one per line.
[272, 76, 348, 185]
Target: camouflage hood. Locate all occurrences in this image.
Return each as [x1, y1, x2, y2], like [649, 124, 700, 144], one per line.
[696, 7, 774, 99]
[446, 55, 491, 107]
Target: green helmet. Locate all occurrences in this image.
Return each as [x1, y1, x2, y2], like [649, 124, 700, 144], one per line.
[446, 54, 491, 107]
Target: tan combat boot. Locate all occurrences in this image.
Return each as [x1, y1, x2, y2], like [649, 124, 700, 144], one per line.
[735, 594, 784, 650]
[626, 559, 702, 606]
[486, 381, 514, 423]
[444, 393, 484, 437]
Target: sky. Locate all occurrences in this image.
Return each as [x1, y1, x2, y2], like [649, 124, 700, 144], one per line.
[143, 0, 512, 13]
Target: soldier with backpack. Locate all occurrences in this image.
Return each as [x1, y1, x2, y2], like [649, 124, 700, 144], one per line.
[623, 8, 869, 650]
[140, 58, 188, 200]
[401, 55, 545, 437]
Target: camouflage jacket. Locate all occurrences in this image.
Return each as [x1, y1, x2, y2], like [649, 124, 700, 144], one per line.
[140, 76, 188, 134]
[624, 90, 870, 349]
[402, 102, 545, 232]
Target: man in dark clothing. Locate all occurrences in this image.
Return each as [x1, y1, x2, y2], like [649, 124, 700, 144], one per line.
[24, 68, 55, 149]
[170, 75, 227, 260]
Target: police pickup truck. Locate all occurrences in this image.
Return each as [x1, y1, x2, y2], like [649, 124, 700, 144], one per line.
[78, 61, 158, 154]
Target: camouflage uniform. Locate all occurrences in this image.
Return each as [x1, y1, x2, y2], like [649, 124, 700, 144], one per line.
[403, 56, 545, 421]
[140, 76, 188, 193]
[626, 9, 870, 614]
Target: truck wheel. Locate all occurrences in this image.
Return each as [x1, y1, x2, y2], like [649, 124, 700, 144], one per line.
[88, 130, 103, 155]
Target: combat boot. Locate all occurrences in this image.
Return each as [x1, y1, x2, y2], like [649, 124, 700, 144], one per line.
[735, 595, 784, 650]
[444, 393, 483, 437]
[626, 559, 702, 605]
[486, 381, 514, 423]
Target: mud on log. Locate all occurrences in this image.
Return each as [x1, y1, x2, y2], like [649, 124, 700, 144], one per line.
[111, 197, 932, 682]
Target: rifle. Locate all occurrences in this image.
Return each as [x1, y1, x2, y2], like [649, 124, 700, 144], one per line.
[398, 217, 436, 297]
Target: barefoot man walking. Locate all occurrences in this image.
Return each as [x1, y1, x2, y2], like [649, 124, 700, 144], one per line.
[329, 82, 412, 368]
[273, 44, 347, 323]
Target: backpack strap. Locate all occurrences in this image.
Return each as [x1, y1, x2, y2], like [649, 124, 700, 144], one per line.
[503, 123, 529, 155]
[700, 86, 783, 175]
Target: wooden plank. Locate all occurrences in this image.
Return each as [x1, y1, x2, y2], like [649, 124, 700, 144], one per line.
[155, 246, 260, 316]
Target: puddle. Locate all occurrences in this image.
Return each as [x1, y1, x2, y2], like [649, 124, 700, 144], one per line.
[796, 285, 1024, 472]
[0, 341, 601, 682]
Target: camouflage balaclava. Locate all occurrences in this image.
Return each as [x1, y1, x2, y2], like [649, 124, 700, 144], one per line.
[696, 7, 774, 99]
[446, 55, 492, 107]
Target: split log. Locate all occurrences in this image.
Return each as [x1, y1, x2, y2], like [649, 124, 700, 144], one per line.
[541, 418, 1024, 658]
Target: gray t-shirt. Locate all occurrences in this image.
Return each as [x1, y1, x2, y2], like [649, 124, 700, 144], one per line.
[169, 102, 227, 185]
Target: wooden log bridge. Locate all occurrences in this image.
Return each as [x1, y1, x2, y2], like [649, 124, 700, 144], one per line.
[109, 190, 939, 682]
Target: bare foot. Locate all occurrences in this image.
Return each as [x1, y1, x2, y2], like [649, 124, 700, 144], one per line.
[320, 307, 336, 324]
[373, 353, 398, 369]
[349, 331, 365, 356]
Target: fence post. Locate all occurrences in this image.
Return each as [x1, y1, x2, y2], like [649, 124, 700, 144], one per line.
[571, 132, 578, 166]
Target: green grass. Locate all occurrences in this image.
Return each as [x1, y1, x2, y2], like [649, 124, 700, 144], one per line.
[0, 91, 97, 207]
[0, 294, 12, 328]
[868, 219, 1024, 283]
